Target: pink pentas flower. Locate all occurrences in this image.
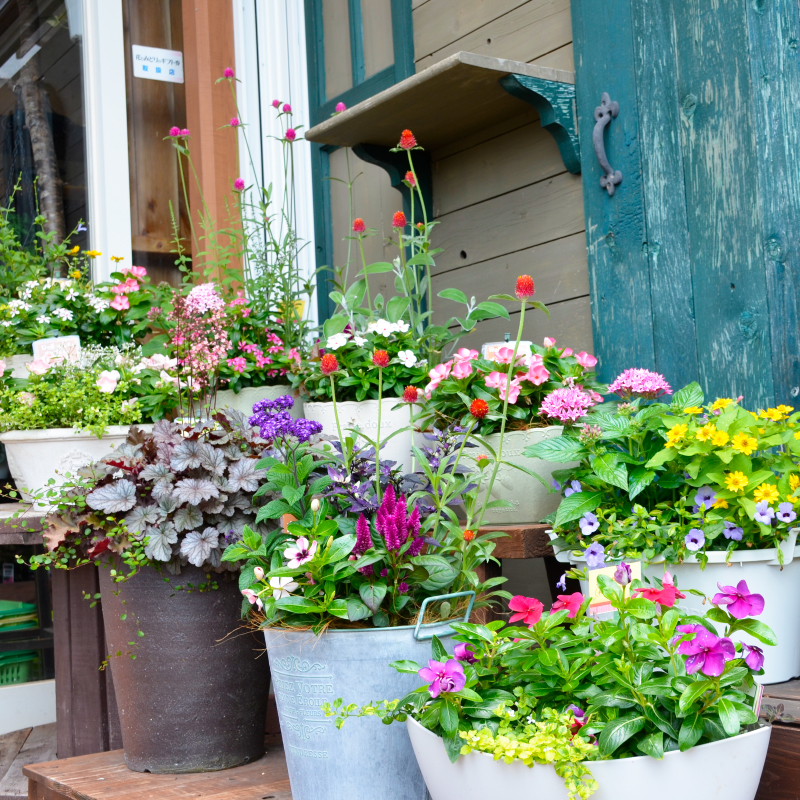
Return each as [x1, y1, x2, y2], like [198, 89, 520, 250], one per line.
[451, 359, 473, 379]
[418, 659, 466, 698]
[550, 592, 584, 619]
[576, 351, 598, 368]
[288, 347, 301, 367]
[712, 580, 764, 619]
[524, 364, 550, 386]
[608, 368, 672, 399]
[509, 596, 544, 627]
[187, 282, 225, 312]
[110, 295, 130, 311]
[540, 386, 596, 423]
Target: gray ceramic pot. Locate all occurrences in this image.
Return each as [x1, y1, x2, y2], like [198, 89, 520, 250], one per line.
[99, 563, 270, 773]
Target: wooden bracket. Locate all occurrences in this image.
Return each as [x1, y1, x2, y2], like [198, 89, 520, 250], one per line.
[500, 74, 581, 174]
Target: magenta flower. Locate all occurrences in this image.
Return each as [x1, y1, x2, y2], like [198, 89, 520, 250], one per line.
[742, 643, 765, 672]
[508, 596, 544, 627]
[676, 625, 736, 676]
[181, 128, 190, 137]
[353, 513, 373, 556]
[607, 368, 672, 399]
[454, 643, 477, 664]
[567, 704, 586, 731]
[550, 592, 583, 618]
[418, 659, 466, 698]
[169, 125, 181, 137]
[233, 178, 245, 191]
[540, 386, 596, 423]
[285, 128, 297, 142]
[375, 485, 423, 556]
[224, 67, 234, 78]
[712, 580, 765, 619]
[272, 99, 280, 108]
[230, 117, 240, 127]
[282, 103, 291, 113]
[335, 101, 347, 112]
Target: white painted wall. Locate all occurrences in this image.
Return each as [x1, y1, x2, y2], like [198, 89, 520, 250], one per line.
[0, 679, 56, 736]
[232, 0, 318, 326]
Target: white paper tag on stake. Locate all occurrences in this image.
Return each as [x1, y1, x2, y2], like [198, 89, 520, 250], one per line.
[32, 335, 81, 365]
[132, 45, 184, 84]
[587, 561, 642, 615]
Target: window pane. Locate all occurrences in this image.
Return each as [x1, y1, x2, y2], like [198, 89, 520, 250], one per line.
[322, 0, 352, 100]
[361, 0, 393, 79]
[0, 0, 88, 251]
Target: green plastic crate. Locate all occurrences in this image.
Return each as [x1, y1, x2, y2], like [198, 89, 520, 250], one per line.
[0, 650, 37, 686]
[0, 600, 38, 631]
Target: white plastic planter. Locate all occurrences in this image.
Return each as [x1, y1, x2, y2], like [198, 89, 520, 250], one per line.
[407, 716, 771, 800]
[214, 384, 303, 419]
[0, 425, 151, 502]
[471, 427, 570, 524]
[303, 397, 418, 472]
[551, 529, 800, 684]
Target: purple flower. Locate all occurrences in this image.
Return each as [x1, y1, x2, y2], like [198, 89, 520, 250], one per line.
[556, 573, 567, 592]
[579, 512, 599, 535]
[551, 478, 562, 491]
[684, 528, 705, 551]
[614, 562, 632, 586]
[398, 582, 409, 594]
[584, 542, 605, 569]
[248, 396, 322, 443]
[712, 580, 765, 619]
[564, 480, 582, 497]
[354, 514, 373, 556]
[723, 520, 743, 541]
[376, 485, 422, 554]
[418, 659, 466, 698]
[742, 642, 765, 672]
[694, 486, 717, 510]
[454, 643, 477, 664]
[755, 500, 775, 525]
[676, 625, 736, 677]
[777, 502, 797, 524]
[380, 568, 389, 578]
[567, 704, 586, 730]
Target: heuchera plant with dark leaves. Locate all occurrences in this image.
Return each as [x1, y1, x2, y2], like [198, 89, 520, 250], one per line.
[26, 409, 273, 577]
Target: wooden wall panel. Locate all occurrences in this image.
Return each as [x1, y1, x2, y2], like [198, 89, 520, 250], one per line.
[322, 0, 353, 98]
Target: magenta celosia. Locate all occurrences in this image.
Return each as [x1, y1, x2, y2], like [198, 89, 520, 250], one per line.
[540, 386, 596, 423]
[354, 513, 373, 556]
[375, 485, 423, 555]
[607, 368, 672, 399]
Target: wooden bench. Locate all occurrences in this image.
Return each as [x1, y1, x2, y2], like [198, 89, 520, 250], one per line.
[756, 680, 800, 799]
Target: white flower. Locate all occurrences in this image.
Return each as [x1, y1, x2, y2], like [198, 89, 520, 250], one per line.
[283, 536, 318, 568]
[373, 319, 394, 336]
[353, 335, 367, 346]
[325, 332, 350, 350]
[96, 369, 120, 393]
[394, 320, 410, 333]
[65, 289, 79, 301]
[159, 369, 179, 385]
[8, 299, 30, 312]
[53, 308, 73, 321]
[397, 350, 417, 367]
[270, 576, 299, 599]
[120, 398, 138, 412]
[0, 321, 12, 327]
[36, 315, 51, 324]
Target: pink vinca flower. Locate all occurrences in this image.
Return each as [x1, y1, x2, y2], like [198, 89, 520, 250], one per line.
[26, 359, 50, 376]
[494, 347, 516, 364]
[524, 364, 550, 386]
[676, 624, 735, 677]
[451, 359, 473, 379]
[711, 580, 765, 619]
[418, 658, 466, 698]
[498, 376, 521, 404]
[241, 588, 263, 610]
[110, 295, 130, 311]
[96, 369, 120, 393]
[508, 595, 544, 627]
[550, 592, 584, 619]
[576, 351, 597, 368]
[284, 537, 317, 568]
[562, 347, 573, 357]
[484, 371, 507, 390]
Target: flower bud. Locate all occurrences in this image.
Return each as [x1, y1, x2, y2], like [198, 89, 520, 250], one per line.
[311, 498, 320, 512]
[614, 562, 632, 586]
[254, 566, 264, 581]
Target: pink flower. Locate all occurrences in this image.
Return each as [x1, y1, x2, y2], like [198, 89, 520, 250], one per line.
[288, 348, 301, 367]
[540, 386, 596, 423]
[187, 282, 224, 312]
[285, 128, 297, 142]
[494, 346, 516, 364]
[121, 265, 147, 279]
[498, 376, 521, 403]
[272, 99, 280, 108]
[227, 356, 247, 373]
[124, 277, 139, 291]
[224, 67, 234, 78]
[96, 369, 120, 393]
[452, 359, 473, 379]
[591, 391, 604, 404]
[418, 659, 466, 698]
[543, 337, 556, 347]
[454, 643, 477, 664]
[282, 103, 291, 113]
[484, 371, 507, 390]
[524, 364, 550, 386]
[608, 368, 672, 399]
[528, 353, 544, 367]
[454, 348, 479, 362]
[181, 128, 190, 137]
[335, 102, 346, 112]
[110, 295, 130, 311]
[234, 178, 245, 191]
[550, 592, 584, 618]
[284, 537, 318, 568]
[561, 347, 573, 357]
[241, 589, 263, 611]
[711, 580, 765, 619]
[429, 362, 452, 383]
[26, 359, 50, 376]
[0, 359, 5, 378]
[576, 351, 598, 368]
[169, 126, 181, 137]
[230, 117, 240, 127]
[508, 596, 544, 627]
[634, 571, 686, 608]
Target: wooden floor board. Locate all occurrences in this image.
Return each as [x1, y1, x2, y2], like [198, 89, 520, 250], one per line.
[0, 724, 56, 798]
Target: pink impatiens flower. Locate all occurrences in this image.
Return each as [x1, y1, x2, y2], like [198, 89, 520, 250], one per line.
[418, 659, 466, 698]
[508, 595, 544, 627]
[575, 351, 598, 368]
[712, 580, 765, 619]
[550, 592, 584, 618]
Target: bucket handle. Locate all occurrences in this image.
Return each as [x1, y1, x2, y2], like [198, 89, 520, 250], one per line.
[413, 591, 476, 641]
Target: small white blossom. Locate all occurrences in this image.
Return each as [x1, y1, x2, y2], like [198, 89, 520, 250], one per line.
[270, 577, 298, 599]
[353, 335, 367, 346]
[397, 350, 417, 367]
[53, 308, 74, 321]
[394, 320, 410, 333]
[36, 315, 51, 324]
[326, 332, 350, 350]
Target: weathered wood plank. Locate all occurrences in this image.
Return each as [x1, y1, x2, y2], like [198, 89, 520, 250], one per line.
[764, 681, 800, 703]
[433, 232, 589, 318]
[414, 0, 572, 71]
[0, 730, 30, 786]
[755, 724, 800, 800]
[570, 0, 654, 384]
[532, 44, 574, 73]
[433, 121, 567, 216]
[431, 108, 538, 161]
[479, 524, 554, 559]
[433, 171, 585, 272]
[746, 0, 800, 406]
[0, 725, 56, 798]
[630, 0, 699, 392]
[673, 0, 773, 406]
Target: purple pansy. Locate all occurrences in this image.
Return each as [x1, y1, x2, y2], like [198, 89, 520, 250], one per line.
[777, 502, 797, 524]
[676, 625, 736, 677]
[584, 542, 605, 569]
[723, 520, 743, 541]
[418, 658, 466, 698]
[454, 643, 478, 664]
[754, 500, 775, 525]
[564, 480, 582, 498]
[694, 486, 717, 510]
[684, 528, 705, 551]
[712, 579, 765, 619]
[742, 642, 765, 672]
[579, 512, 599, 535]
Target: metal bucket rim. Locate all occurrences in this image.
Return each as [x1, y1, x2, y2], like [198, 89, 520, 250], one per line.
[263, 619, 458, 635]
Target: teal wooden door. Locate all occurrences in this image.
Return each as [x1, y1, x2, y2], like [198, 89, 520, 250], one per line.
[572, 0, 800, 407]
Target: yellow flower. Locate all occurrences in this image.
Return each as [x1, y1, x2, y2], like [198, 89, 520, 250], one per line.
[758, 409, 769, 419]
[666, 424, 688, 447]
[712, 498, 729, 509]
[759, 428, 766, 434]
[764, 408, 785, 421]
[754, 483, 780, 504]
[731, 432, 758, 455]
[695, 423, 717, 442]
[684, 406, 703, 415]
[778, 404, 794, 414]
[790, 474, 800, 491]
[71, 270, 82, 279]
[794, 431, 800, 440]
[711, 398, 733, 411]
[85, 250, 102, 258]
[110, 255, 124, 263]
[711, 430, 729, 446]
[725, 472, 749, 493]
[749, 411, 759, 420]
[69, 245, 80, 254]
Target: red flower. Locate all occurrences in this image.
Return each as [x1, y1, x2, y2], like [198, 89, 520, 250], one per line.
[470, 398, 489, 419]
[372, 350, 390, 368]
[463, 529, 475, 542]
[633, 571, 686, 608]
[515, 275, 535, 300]
[550, 592, 584, 619]
[399, 129, 417, 149]
[352, 218, 366, 234]
[405, 170, 416, 187]
[392, 211, 407, 229]
[508, 596, 544, 627]
[320, 354, 339, 375]
[402, 385, 418, 403]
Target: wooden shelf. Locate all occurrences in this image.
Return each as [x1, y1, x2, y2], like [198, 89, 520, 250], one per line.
[478, 523, 554, 559]
[305, 51, 579, 173]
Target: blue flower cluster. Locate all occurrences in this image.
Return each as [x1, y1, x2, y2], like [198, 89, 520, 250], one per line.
[248, 395, 322, 443]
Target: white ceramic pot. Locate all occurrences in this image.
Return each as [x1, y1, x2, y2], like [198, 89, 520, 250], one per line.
[303, 398, 418, 472]
[0, 425, 151, 502]
[214, 385, 303, 419]
[471, 427, 572, 524]
[407, 717, 771, 800]
[551, 529, 800, 684]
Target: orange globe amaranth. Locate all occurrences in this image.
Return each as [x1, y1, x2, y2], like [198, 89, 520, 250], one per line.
[372, 350, 390, 368]
[402, 386, 418, 403]
[320, 354, 339, 375]
[470, 398, 489, 419]
[515, 275, 535, 300]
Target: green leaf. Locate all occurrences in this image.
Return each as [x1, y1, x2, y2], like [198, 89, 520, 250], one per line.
[678, 713, 704, 751]
[346, 598, 371, 622]
[359, 582, 387, 613]
[636, 731, 664, 759]
[646, 448, 678, 468]
[523, 437, 587, 463]
[589, 690, 637, 709]
[678, 679, 714, 713]
[733, 618, 778, 646]
[443, 732, 462, 764]
[717, 698, 741, 736]
[326, 534, 356, 564]
[410, 555, 458, 591]
[344, 279, 367, 309]
[389, 660, 421, 674]
[590, 453, 629, 492]
[671, 382, 704, 410]
[361, 261, 395, 274]
[554, 491, 604, 527]
[598, 714, 647, 757]
[386, 295, 411, 323]
[323, 314, 348, 338]
[473, 301, 510, 320]
[327, 599, 350, 619]
[625, 597, 657, 620]
[275, 596, 322, 613]
[438, 288, 468, 305]
[431, 635, 448, 662]
[440, 699, 459, 735]
[628, 467, 656, 500]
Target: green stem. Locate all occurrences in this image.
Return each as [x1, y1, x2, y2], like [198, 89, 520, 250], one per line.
[358, 235, 372, 313]
[330, 374, 348, 471]
[375, 368, 383, 502]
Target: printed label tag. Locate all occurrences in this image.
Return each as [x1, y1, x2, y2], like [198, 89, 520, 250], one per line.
[32, 335, 81, 365]
[587, 561, 642, 615]
[132, 45, 184, 84]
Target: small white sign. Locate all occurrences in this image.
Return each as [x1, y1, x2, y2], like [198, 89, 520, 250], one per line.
[132, 45, 184, 84]
[32, 336, 81, 365]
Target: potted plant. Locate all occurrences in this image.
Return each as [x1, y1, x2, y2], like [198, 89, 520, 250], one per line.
[327, 569, 773, 800]
[536, 376, 800, 682]
[419, 334, 604, 524]
[24, 408, 273, 773]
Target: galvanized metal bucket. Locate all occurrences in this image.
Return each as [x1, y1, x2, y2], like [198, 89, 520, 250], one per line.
[263, 592, 474, 800]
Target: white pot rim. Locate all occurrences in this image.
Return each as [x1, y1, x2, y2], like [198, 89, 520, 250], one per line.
[0, 424, 151, 443]
[304, 397, 408, 409]
[407, 715, 771, 765]
[480, 425, 564, 439]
